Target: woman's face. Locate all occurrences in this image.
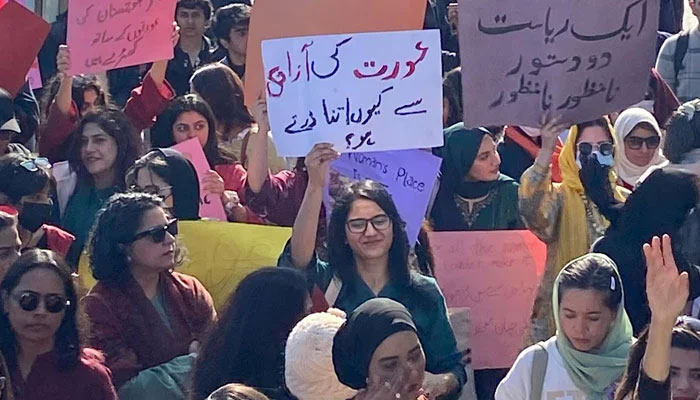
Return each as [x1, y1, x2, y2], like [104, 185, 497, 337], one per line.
[670, 347, 700, 400]
[81, 89, 100, 114]
[466, 135, 501, 182]
[576, 125, 612, 159]
[173, 111, 209, 147]
[80, 122, 118, 179]
[367, 330, 426, 400]
[558, 288, 617, 352]
[0, 224, 20, 281]
[345, 199, 393, 262]
[2, 267, 66, 346]
[624, 125, 660, 167]
[135, 168, 174, 209]
[128, 207, 177, 273]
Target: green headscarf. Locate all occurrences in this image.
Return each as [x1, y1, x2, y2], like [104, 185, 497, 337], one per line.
[552, 253, 634, 399]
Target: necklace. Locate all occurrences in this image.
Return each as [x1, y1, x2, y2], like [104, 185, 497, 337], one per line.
[581, 194, 608, 237]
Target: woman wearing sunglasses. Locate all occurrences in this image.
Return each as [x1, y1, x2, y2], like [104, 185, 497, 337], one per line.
[0, 249, 117, 399]
[613, 108, 667, 190]
[82, 192, 216, 400]
[520, 116, 629, 344]
[0, 154, 75, 261]
[126, 149, 202, 221]
[279, 145, 465, 399]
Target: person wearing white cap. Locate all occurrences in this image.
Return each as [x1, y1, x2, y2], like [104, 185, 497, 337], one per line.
[0, 88, 29, 156]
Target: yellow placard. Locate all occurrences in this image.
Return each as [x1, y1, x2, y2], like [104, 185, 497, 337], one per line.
[78, 221, 292, 309]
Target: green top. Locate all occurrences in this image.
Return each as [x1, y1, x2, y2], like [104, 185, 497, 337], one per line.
[151, 281, 172, 332]
[278, 243, 467, 387]
[61, 184, 117, 265]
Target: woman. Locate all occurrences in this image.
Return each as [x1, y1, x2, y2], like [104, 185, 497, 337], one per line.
[285, 309, 357, 400]
[592, 169, 700, 335]
[332, 298, 429, 400]
[189, 63, 286, 173]
[206, 384, 270, 400]
[60, 107, 142, 265]
[126, 149, 201, 221]
[613, 108, 667, 189]
[82, 192, 216, 399]
[191, 267, 310, 400]
[0, 249, 117, 399]
[520, 116, 628, 343]
[616, 235, 698, 400]
[279, 144, 465, 399]
[431, 124, 522, 231]
[0, 207, 21, 280]
[150, 94, 252, 222]
[0, 154, 75, 259]
[442, 68, 462, 128]
[39, 43, 176, 163]
[495, 253, 634, 399]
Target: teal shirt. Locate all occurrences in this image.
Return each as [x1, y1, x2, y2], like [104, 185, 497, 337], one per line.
[278, 243, 467, 387]
[61, 184, 118, 265]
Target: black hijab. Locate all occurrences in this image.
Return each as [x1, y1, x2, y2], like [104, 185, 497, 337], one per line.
[332, 298, 417, 390]
[153, 148, 201, 220]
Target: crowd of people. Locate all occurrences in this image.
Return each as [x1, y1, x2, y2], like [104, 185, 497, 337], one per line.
[0, 0, 699, 399]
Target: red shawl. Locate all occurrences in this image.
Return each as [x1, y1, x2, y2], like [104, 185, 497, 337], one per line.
[82, 271, 216, 387]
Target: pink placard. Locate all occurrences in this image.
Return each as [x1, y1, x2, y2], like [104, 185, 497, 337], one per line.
[66, 0, 176, 75]
[26, 58, 42, 89]
[171, 138, 228, 222]
[429, 230, 546, 369]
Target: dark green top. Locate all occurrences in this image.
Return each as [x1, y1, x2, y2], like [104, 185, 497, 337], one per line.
[278, 243, 467, 388]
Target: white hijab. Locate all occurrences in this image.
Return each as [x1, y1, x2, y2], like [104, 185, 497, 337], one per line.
[613, 107, 667, 186]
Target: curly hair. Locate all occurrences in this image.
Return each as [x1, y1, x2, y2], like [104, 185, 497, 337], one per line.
[40, 74, 109, 122]
[0, 249, 85, 369]
[327, 180, 411, 290]
[442, 67, 462, 128]
[67, 106, 142, 190]
[88, 192, 185, 284]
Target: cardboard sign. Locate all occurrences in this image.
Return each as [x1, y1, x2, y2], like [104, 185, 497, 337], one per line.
[79, 221, 292, 309]
[171, 138, 228, 221]
[262, 30, 443, 156]
[0, 1, 50, 96]
[66, 0, 176, 74]
[324, 149, 441, 245]
[430, 230, 546, 369]
[458, 0, 659, 127]
[244, 0, 427, 107]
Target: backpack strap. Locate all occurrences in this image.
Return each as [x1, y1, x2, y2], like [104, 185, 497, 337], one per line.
[674, 31, 690, 83]
[324, 276, 343, 307]
[530, 342, 549, 400]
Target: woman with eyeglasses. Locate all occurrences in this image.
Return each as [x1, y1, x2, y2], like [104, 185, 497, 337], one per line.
[0, 154, 75, 261]
[279, 144, 466, 399]
[613, 108, 667, 190]
[520, 116, 629, 344]
[615, 235, 700, 400]
[126, 149, 201, 221]
[0, 249, 118, 399]
[60, 107, 142, 266]
[82, 192, 216, 400]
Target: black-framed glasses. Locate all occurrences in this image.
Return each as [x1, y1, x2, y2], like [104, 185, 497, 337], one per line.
[12, 291, 71, 313]
[129, 184, 173, 197]
[577, 142, 614, 157]
[346, 214, 392, 234]
[128, 219, 178, 243]
[624, 136, 661, 150]
[20, 157, 51, 172]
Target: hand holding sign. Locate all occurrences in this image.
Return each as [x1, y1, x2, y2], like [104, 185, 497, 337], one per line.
[57, 45, 71, 77]
[305, 143, 340, 189]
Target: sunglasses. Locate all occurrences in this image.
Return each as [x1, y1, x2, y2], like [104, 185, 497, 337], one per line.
[128, 219, 178, 243]
[130, 184, 173, 197]
[624, 136, 661, 150]
[346, 214, 392, 234]
[12, 291, 71, 313]
[20, 157, 51, 172]
[577, 142, 614, 157]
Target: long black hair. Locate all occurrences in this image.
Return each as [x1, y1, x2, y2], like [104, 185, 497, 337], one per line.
[0, 249, 84, 369]
[151, 94, 236, 167]
[327, 180, 411, 290]
[40, 74, 109, 122]
[191, 267, 309, 400]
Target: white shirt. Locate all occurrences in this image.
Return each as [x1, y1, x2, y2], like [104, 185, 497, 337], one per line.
[495, 337, 616, 400]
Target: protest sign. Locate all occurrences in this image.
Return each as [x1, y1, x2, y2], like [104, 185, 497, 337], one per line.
[0, 1, 49, 96]
[458, 0, 659, 127]
[262, 30, 443, 156]
[245, 0, 426, 108]
[429, 230, 546, 369]
[171, 138, 228, 221]
[79, 221, 292, 308]
[66, 0, 176, 75]
[324, 149, 441, 245]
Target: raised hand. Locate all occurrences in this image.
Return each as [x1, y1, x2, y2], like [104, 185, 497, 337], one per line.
[643, 235, 690, 325]
[304, 143, 339, 189]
